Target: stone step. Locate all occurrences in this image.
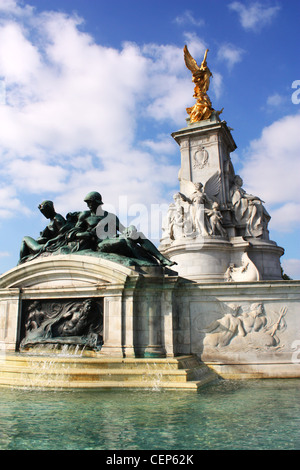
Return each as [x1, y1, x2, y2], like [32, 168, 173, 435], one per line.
[0, 354, 218, 390]
[0, 377, 203, 390]
[1, 354, 201, 370]
[0, 368, 193, 382]
[0, 373, 216, 390]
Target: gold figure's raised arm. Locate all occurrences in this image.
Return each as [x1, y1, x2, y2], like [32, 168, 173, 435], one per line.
[202, 48, 208, 64]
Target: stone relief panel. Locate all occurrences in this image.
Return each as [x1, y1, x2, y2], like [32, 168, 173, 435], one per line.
[20, 298, 103, 350]
[202, 303, 287, 351]
[191, 301, 290, 355]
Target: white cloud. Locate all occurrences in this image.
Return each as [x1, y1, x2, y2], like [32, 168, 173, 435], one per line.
[4, 159, 68, 193]
[0, 184, 30, 218]
[141, 135, 177, 155]
[217, 43, 245, 70]
[261, 91, 291, 114]
[229, 2, 280, 31]
[240, 114, 300, 232]
[0, 22, 40, 85]
[270, 203, 300, 233]
[0, 0, 33, 16]
[174, 10, 204, 27]
[0, 2, 224, 232]
[266, 93, 285, 107]
[0, 0, 17, 12]
[0, 13, 148, 160]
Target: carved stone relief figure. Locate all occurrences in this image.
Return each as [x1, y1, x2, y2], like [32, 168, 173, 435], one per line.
[225, 253, 260, 282]
[202, 303, 245, 348]
[173, 193, 194, 239]
[167, 194, 186, 241]
[202, 302, 287, 351]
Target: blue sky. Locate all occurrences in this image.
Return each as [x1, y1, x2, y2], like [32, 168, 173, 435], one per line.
[0, 0, 299, 278]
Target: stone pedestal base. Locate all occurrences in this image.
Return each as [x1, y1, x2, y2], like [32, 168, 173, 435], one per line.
[160, 236, 284, 282]
[160, 238, 232, 281]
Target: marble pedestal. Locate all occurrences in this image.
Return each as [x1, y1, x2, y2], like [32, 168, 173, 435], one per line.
[159, 114, 284, 282]
[160, 236, 284, 282]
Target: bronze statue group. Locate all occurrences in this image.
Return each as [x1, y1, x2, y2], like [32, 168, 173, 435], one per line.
[19, 191, 175, 267]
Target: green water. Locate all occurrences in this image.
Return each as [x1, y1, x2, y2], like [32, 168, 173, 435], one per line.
[0, 379, 300, 450]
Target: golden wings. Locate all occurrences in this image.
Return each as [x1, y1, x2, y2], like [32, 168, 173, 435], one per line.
[183, 45, 209, 75]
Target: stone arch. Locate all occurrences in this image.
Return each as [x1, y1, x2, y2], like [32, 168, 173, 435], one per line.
[0, 255, 136, 289]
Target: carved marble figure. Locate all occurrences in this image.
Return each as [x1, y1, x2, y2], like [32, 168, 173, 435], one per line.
[161, 202, 177, 243]
[162, 172, 227, 243]
[189, 182, 214, 236]
[229, 175, 271, 238]
[205, 202, 227, 237]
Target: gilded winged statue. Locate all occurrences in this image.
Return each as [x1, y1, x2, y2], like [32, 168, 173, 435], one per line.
[184, 45, 221, 123]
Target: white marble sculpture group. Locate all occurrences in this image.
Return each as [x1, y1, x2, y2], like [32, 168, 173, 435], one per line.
[162, 172, 271, 244]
